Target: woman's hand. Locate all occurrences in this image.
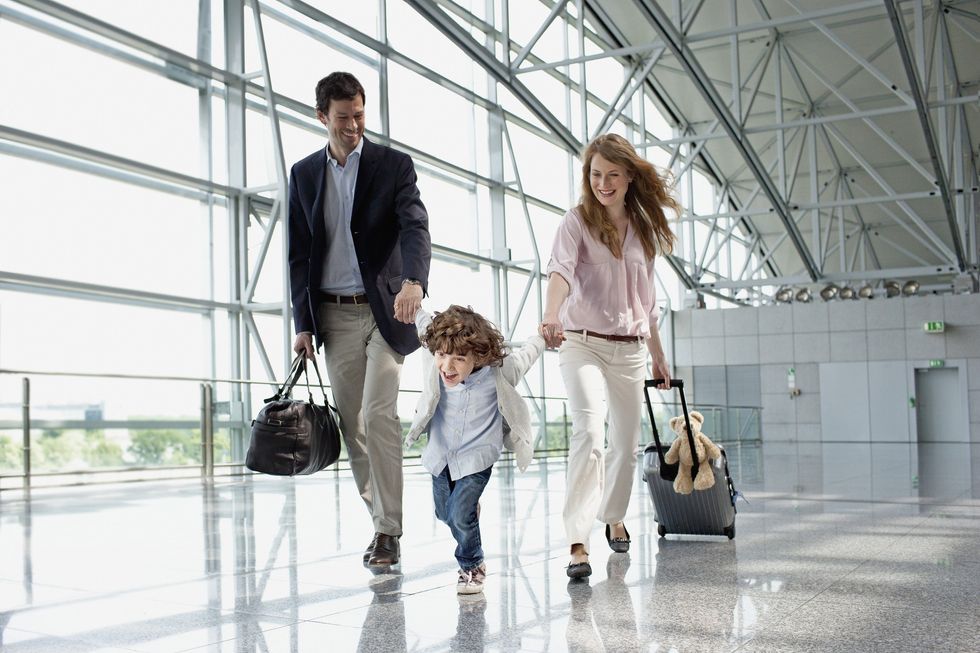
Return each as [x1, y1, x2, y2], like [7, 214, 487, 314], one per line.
[650, 352, 671, 389]
[539, 315, 566, 349]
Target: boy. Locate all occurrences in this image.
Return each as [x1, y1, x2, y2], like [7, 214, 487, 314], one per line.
[406, 305, 544, 594]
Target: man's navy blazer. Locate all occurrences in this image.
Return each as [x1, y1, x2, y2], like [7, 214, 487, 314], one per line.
[287, 137, 431, 356]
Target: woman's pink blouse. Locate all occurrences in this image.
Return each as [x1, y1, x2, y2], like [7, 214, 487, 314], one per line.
[546, 208, 658, 338]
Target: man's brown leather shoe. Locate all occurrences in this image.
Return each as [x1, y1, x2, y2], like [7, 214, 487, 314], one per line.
[362, 533, 379, 565]
[367, 533, 400, 566]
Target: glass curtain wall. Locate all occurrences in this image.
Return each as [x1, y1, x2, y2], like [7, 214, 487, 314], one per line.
[0, 0, 762, 483]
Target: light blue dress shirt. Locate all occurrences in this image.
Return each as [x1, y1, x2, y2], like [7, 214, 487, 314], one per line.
[422, 365, 504, 481]
[320, 139, 365, 295]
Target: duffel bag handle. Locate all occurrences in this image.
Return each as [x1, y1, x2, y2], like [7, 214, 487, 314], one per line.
[266, 353, 307, 402]
[300, 356, 331, 407]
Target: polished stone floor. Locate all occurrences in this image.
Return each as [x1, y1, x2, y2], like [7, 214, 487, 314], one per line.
[1, 441, 979, 652]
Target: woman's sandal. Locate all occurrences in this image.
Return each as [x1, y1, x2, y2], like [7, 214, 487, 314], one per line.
[566, 544, 592, 578]
[605, 523, 631, 553]
[566, 561, 592, 578]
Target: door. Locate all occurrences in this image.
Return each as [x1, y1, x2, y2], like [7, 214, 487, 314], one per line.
[913, 367, 964, 443]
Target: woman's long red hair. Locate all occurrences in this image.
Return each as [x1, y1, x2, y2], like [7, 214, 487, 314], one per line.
[578, 133, 678, 260]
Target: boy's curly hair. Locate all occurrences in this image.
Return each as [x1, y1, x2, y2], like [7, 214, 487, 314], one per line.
[420, 305, 506, 367]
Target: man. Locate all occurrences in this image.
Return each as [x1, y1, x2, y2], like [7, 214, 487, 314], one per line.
[288, 72, 431, 566]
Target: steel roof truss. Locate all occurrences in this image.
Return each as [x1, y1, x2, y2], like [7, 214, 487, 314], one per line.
[786, 0, 914, 106]
[784, 42, 934, 184]
[823, 118, 955, 265]
[592, 48, 665, 139]
[684, 0, 882, 43]
[511, 0, 569, 71]
[846, 177, 950, 263]
[407, 0, 580, 152]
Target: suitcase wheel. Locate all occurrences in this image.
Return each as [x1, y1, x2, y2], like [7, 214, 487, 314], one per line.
[723, 524, 735, 540]
[657, 523, 667, 538]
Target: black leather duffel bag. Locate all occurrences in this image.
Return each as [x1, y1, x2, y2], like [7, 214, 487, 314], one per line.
[245, 354, 341, 475]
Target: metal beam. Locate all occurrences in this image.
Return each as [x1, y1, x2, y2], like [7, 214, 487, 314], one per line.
[407, 0, 580, 153]
[884, 0, 966, 271]
[640, 93, 980, 147]
[592, 49, 665, 139]
[264, 0, 556, 145]
[0, 270, 249, 314]
[0, 124, 235, 196]
[633, 0, 819, 280]
[514, 42, 660, 74]
[0, 141, 220, 204]
[783, 41, 934, 184]
[511, 0, 568, 70]
[699, 264, 963, 289]
[823, 123, 955, 262]
[13, 0, 242, 86]
[684, 0, 883, 43]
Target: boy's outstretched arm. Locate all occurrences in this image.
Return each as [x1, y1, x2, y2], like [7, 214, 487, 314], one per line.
[414, 306, 432, 339]
[503, 334, 546, 382]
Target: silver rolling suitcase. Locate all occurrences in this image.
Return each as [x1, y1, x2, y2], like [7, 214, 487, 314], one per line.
[641, 379, 738, 539]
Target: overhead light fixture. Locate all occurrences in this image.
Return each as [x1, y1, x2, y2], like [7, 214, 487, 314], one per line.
[858, 284, 875, 299]
[795, 287, 812, 303]
[839, 286, 856, 300]
[884, 280, 901, 298]
[902, 280, 920, 296]
[819, 283, 839, 301]
[775, 286, 794, 303]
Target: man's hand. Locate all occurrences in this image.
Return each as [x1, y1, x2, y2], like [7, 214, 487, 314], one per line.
[393, 283, 423, 324]
[293, 332, 315, 359]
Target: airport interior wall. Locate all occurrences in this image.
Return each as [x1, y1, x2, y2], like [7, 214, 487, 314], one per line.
[671, 293, 980, 445]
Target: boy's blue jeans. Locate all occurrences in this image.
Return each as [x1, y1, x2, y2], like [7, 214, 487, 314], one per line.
[432, 465, 493, 571]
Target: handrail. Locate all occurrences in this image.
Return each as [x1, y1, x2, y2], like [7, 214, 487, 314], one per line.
[0, 367, 571, 402]
[0, 368, 761, 492]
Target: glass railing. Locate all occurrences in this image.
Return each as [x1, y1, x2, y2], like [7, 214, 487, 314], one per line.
[643, 400, 762, 448]
[0, 368, 761, 491]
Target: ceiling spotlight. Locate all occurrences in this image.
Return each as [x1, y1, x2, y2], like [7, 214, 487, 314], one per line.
[775, 286, 794, 303]
[858, 284, 875, 299]
[819, 283, 839, 301]
[839, 286, 856, 300]
[884, 280, 901, 298]
[902, 280, 920, 296]
[795, 287, 812, 303]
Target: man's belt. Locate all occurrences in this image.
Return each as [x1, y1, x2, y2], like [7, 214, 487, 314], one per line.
[322, 293, 369, 305]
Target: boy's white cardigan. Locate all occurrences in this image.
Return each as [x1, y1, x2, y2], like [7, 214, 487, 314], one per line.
[404, 309, 545, 472]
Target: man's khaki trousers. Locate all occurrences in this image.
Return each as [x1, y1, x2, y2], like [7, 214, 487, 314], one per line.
[318, 301, 405, 537]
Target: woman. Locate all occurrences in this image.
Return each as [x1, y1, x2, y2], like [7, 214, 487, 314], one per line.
[540, 133, 677, 578]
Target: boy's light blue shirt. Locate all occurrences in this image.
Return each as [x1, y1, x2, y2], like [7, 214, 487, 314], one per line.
[423, 365, 503, 480]
[406, 309, 546, 473]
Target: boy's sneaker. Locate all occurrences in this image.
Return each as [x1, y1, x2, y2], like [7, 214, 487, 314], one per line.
[456, 564, 486, 595]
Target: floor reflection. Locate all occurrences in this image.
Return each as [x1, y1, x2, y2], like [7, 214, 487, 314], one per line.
[359, 571, 405, 653]
[0, 441, 977, 652]
[565, 556, 638, 652]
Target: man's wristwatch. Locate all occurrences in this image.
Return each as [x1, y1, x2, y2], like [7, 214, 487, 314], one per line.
[401, 278, 422, 287]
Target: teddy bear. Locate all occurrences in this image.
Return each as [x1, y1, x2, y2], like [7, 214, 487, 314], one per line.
[663, 410, 722, 494]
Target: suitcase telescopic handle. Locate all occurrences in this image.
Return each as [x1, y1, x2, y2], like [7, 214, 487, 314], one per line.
[647, 378, 683, 388]
[643, 378, 701, 475]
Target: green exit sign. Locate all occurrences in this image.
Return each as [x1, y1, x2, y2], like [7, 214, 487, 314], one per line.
[929, 359, 945, 368]
[923, 321, 945, 333]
